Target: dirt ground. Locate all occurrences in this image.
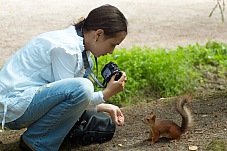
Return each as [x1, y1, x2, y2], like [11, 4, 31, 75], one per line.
[1, 92, 227, 151]
[0, 0, 227, 150]
[72, 92, 227, 151]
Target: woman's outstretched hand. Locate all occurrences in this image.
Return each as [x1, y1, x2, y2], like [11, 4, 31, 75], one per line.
[97, 103, 124, 126]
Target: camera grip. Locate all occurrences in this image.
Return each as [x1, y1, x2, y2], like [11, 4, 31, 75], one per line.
[114, 72, 122, 81]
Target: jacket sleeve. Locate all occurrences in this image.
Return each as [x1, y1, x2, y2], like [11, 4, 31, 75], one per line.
[86, 91, 105, 112]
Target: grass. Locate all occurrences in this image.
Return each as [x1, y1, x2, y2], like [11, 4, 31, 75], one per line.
[93, 41, 227, 106]
[206, 139, 227, 151]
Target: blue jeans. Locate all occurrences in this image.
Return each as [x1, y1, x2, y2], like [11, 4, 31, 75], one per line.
[5, 78, 93, 150]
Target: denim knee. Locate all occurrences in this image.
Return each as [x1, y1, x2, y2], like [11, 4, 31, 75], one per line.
[76, 78, 94, 101]
[66, 78, 94, 104]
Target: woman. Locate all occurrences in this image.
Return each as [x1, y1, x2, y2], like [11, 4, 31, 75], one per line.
[0, 4, 128, 150]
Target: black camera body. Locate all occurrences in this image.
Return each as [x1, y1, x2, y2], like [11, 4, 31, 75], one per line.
[101, 62, 122, 83]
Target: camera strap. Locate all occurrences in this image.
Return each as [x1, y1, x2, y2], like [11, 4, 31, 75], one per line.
[82, 51, 105, 88]
[75, 26, 105, 88]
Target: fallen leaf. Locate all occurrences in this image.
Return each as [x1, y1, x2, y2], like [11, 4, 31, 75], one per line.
[189, 145, 198, 151]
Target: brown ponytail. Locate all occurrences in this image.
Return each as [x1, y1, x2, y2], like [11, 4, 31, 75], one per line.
[74, 4, 128, 38]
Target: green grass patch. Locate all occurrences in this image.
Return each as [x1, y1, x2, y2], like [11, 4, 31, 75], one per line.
[206, 139, 227, 151]
[93, 41, 227, 106]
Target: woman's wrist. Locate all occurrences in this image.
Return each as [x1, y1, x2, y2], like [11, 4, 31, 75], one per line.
[102, 89, 113, 101]
[97, 103, 109, 112]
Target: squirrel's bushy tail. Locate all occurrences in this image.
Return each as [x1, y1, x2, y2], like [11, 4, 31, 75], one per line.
[176, 94, 193, 133]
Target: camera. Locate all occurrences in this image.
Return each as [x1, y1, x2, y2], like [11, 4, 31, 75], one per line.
[101, 62, 122, 83]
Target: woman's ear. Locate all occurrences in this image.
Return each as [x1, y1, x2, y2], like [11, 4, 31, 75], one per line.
[94, 29, 104, 41]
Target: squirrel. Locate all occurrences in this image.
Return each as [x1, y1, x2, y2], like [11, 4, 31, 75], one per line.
[142, 95, 193, 145]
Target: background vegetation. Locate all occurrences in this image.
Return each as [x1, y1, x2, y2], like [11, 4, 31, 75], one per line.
[0, 41, 226, 107]
[93, 41, 227, 106]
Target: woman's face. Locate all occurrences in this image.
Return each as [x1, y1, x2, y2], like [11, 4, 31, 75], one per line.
[85, 30, 127, 57]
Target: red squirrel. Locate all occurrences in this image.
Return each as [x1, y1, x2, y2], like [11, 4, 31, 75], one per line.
[142, 95, 193, 145]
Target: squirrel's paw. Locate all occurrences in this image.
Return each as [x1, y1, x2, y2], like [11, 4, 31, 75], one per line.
[148, 141, 155, 145]
[169, 139, 177, 143]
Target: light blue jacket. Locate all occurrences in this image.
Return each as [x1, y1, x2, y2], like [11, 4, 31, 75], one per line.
[0, 26, 104, 128]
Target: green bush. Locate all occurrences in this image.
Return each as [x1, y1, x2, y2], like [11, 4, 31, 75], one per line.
[93, 41, 227, 106]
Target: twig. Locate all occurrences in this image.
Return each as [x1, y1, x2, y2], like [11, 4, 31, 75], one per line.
[209, 0, 225, 22]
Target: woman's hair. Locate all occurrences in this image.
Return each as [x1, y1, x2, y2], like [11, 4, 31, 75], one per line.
[75, 4, 128, 38]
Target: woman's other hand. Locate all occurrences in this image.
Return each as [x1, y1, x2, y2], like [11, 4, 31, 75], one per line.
[97, 103, 124, 126]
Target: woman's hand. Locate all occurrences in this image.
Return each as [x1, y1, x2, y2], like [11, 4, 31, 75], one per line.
[97, 103, 124, 126]
[102, 71, 127, 101]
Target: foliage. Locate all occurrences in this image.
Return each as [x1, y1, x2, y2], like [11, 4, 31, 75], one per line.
[92, 41, 227, 106]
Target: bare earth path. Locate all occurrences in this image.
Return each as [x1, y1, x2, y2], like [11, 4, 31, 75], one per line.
[1, 0, 227, 66]
[0, 0, 227, 150]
